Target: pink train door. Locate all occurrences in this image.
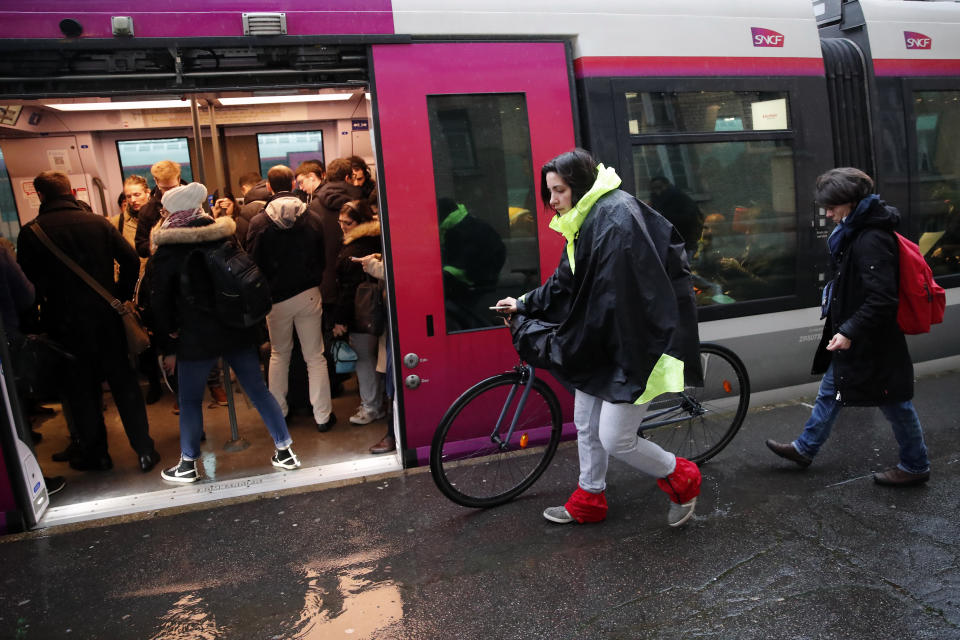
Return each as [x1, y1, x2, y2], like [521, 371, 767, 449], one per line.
[372, 42, 576, 462]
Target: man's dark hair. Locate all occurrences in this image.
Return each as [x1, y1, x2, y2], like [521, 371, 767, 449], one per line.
[348, 156, 371, 181]
[295, 160, 325, 179]
[238, 172, 262, 190]
[540, 148, 598, 208]
[34, 171, 73, 201]
[340, 199, 375, 224]
[267, 165, 295, 193]
[326, 158, 352, 182]
[814, 167, 874, 207]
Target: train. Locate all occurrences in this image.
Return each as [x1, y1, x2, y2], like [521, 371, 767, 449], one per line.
[0, 0, 957, 531]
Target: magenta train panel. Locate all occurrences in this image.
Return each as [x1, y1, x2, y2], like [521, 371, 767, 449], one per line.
[0, 1, 395, 38]
[574, 56, 826, 78]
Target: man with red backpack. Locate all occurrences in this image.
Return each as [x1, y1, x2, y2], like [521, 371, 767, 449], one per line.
[766, 167, 931, 486]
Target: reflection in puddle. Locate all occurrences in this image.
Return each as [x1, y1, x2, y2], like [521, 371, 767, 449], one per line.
[201, 452, 218, 480]
[287, 565, 403, 639]
[149, 592, 221, 640]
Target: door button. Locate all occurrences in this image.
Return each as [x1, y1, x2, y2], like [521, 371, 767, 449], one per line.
[404, 374, 422, 389]
[403, 353, 420, 368]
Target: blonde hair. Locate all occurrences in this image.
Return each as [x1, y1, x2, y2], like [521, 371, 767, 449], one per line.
[150, 160, 181, 182]
[123, 174, 149, 190]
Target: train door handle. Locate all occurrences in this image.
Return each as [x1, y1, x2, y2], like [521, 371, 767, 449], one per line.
[404, 374, 425, 389]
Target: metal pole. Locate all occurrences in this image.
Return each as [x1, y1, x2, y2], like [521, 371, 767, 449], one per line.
[189, 96, 206, 185]
[221, 359, 249, 452]
[207, 102, 226, 198]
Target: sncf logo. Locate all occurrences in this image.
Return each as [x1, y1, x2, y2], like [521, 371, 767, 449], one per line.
[751, 27, 785, 48]
[904, 31, 932, 50]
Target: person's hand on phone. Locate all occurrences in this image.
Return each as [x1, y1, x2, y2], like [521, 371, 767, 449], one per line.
[493, 297, 517, 314]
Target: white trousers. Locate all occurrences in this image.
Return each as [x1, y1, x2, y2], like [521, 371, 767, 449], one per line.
[575, 389, 677, 493]
[266, 287, 332, 423]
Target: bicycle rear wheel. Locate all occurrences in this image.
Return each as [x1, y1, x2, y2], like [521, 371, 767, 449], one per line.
[430, 370, 563, 508]
[640, 343, 750, 464]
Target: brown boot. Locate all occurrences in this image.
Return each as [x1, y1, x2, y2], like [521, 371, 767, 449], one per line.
[873, 467, 930, 486]
[369, 435, 396, 455]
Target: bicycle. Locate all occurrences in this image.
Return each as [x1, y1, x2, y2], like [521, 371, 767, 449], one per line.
[429, 342, 750, 508]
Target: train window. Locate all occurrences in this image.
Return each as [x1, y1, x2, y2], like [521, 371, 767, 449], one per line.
[633, 140, 797, 306]
[426, 93, 539, 333]
[625, 91, 790, 134]
[912, 91, 960, 276]
[0, 148, 19, 241]
[256, 131, 324, 178]
[116, 137, 194, 187]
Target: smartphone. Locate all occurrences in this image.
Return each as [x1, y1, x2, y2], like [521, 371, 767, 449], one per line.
[489, 305, 512, 311]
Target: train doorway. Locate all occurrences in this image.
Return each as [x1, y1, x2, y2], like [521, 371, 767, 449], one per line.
[1, 85, 403, 528]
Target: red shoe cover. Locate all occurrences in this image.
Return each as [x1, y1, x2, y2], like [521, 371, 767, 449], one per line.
[657, 457, 701, 504]
[564, 486, 608, 523]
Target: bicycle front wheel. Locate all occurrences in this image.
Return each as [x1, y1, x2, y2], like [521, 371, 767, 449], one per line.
[430, 371, 563, 508]
[640, 343, 750, 464]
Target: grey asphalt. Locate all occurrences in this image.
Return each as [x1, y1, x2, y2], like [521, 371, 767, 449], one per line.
[2, 369, 959, 640]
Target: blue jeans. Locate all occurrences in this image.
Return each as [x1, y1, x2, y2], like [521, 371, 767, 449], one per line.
[177, 348, 292, 460]
[794, 363, 930, 474]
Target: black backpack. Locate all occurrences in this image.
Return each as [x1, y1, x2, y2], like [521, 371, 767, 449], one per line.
[182, 240, 272, 328]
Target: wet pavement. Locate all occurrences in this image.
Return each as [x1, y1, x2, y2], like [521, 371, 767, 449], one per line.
[2, 368, 960, 640]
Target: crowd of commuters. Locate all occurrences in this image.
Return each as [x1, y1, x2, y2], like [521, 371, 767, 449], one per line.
[7, 152, 390, 486]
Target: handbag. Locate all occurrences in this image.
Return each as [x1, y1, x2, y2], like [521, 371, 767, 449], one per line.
[29, 225, 151, 364]
[331, 339, 358, 374]
[8, 333, 76, 397]
[354, 275, 386, 335]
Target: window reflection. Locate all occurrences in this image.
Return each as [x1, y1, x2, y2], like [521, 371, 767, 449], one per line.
[633, 140, 797, 306]
[117, 137, 194, 187]
[913, 91, 960, 276]
[625, 91, 790, 134]
[427, 94, 540, 332]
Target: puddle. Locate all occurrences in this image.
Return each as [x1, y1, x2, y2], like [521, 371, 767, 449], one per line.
[149, 592, 222, 640]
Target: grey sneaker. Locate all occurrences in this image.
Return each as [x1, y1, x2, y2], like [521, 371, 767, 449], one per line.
[667, 497, 697, 527]
[543, 505, 575, 524]
[271, 447, 301, 470]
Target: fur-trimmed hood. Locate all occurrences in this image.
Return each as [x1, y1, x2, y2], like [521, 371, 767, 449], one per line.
[152, 216, 236, 248]
[342, 220, 380, 245]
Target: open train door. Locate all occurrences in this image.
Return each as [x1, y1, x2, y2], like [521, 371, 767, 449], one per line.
[372, 42, 576, 464]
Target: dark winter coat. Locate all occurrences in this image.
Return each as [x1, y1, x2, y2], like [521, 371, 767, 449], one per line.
[17, 196, 138, 345]
[236, 180, 272, 250]
[145, 216, 260, 360]
[812, 197, 913, 405]
[333, 220, 382, 331]
[246, 192, 326, 304]
[512, 189, 701, 404]
[313, 180, 362, 304]
[133, 198, 164, 258]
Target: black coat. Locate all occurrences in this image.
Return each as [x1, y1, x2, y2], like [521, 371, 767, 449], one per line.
[246, 193, 326, 304]
[313, 180, 362, 304]
[512, 190, 702, 404]
[812, 198, 913, 405]
[17, 196, 138, 346]
[145, 216, 260, 360]
[333, 220, 382, 331]
[133, 199, 163, 258]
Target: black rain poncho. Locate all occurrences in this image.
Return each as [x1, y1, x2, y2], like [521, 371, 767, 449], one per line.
[511, 167, 701, 404]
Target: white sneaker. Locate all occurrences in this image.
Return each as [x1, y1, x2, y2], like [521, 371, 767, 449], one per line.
[349, 407, 385, 425]
[667, 497, 697, 527]
[543, 506, 575, 524]
[271, 447, 301, 470]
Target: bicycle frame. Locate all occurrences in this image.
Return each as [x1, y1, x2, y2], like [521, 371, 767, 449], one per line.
[490, 364, 537, 450]
[639, 393, 708, 430]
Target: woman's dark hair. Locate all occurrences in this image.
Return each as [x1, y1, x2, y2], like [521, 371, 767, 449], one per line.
[540, 148, 598, 208]
[340, 199, 375, 224]
[814, 167, 874, 207]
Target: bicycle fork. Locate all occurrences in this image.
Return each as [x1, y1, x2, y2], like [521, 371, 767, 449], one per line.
[490, 365, 537, 450]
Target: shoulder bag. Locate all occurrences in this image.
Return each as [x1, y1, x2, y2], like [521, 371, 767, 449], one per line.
[29, 224, 151, 364]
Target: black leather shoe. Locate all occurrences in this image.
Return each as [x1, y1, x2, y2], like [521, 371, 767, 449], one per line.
[369, 435, 396, 455]
[69, 454, 113, 472]
[52, 441, 81, 462]
[765, 439, 812, 468]
[139, 450, 161, 473]
[317, 413, 337, 433]
[873, 467, 930, 486]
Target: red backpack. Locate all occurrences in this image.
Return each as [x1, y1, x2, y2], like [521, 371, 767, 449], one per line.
[895, 232, 945, 334]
